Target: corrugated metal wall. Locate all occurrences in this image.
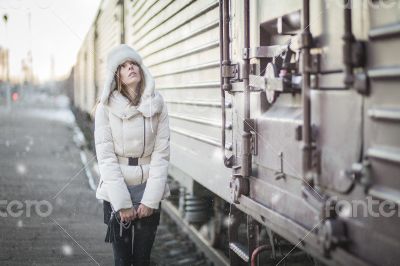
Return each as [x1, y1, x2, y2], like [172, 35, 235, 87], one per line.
[74, 26, 96, 113]
[73, 49, 82, 109]
[365, 0, 400, 243]
[75, 0, 123, 113]
[126, 0, 232, 199]
[95, 0, 123, 101]
[86, 27, 96, 113]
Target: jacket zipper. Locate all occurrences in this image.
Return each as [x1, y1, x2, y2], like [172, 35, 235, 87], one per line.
[140, 116, 146, 183]
[122, 118, 125, 155]
[140, 116, 145, 157]
[140, 165, 143, 184]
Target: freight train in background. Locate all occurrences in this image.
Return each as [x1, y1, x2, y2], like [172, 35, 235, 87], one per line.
[68, 0, 400, 265]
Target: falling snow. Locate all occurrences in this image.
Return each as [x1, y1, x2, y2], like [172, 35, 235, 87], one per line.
[223, 216, 230, 228]
[61, 244, 73, 256]
[55, 197, 64, 206]
[271, 193, 281, 205]
[339, 203, 352, 218]
[17, 220, 23, 228]
[16, 163, 27, 175]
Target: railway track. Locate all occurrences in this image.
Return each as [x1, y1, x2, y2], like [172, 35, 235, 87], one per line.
[153, 200, 230, 266]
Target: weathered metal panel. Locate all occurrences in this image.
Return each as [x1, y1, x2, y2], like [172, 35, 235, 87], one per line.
[231, 1, 400, 265]
[359, 4, 400, 264]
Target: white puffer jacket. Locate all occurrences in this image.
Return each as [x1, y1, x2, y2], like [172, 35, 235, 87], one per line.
[95, 44, 170, 211]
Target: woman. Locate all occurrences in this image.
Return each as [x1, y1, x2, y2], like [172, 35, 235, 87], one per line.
[94, 44, 170, 266]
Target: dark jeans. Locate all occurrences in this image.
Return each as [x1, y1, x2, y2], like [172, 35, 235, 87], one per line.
[103, 200, 160, 266]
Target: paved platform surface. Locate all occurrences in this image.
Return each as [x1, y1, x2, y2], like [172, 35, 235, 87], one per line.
[0, 91, 129, 265]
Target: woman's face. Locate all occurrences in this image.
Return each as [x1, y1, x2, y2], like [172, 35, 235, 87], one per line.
[119, 60, 141, 88]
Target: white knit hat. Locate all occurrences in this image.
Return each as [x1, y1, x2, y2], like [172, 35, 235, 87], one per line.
[99, 44, 163, 120]
[100, 44, 155, 104]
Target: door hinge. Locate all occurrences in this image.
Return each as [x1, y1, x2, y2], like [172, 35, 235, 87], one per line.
[244, 118, 257, 155]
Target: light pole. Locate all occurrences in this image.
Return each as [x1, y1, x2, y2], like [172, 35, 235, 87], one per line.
[27, 11, 34, 85]
[3, 14, 9, 83]
[2, 13, 11, 110]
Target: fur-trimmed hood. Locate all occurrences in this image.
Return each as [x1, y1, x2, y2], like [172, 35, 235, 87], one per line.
[99, 44, 163, 118]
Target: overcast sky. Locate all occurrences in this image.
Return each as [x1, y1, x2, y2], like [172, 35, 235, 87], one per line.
[0, 0, 101, 82]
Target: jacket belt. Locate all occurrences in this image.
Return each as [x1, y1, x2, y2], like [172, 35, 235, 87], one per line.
[117, 155, 151, 166]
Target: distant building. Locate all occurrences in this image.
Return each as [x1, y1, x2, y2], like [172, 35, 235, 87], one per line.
[0, 46, 9, 83]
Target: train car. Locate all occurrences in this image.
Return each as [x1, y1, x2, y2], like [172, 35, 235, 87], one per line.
[73, 0, 400, 265]
[74, 25, 95, 113]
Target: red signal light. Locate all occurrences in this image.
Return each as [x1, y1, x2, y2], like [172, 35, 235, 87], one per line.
[12, 92, 19, 102]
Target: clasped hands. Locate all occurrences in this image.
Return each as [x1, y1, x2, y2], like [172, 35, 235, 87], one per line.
[119, 204, 153, 223]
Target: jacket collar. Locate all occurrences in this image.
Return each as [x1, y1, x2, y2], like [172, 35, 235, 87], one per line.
[105, 90, 164, 119]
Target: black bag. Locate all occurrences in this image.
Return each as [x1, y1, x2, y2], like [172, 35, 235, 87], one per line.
[104, 182, 147, 243]
[127, 182, 147, 209]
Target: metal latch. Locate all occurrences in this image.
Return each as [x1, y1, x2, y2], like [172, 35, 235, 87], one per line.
[222, 63, 240, 80]
[244, 118, 257, 155]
